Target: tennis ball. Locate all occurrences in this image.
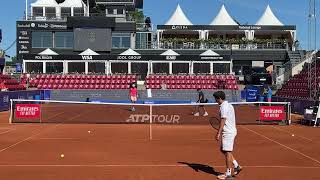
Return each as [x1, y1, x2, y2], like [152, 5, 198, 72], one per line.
[292, 134, 295, 137]
[88, 130, 91, 134]
[60, 154, 64, 158]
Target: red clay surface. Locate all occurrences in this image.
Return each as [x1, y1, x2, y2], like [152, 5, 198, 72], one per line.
[0, 111, 320, 180]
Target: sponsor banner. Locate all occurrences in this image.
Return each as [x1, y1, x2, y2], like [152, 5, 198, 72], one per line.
[23, 54, 228, 61]
[0, 90, 42, 112]
[260, 106, 285, 121]
[157, 25, 296, 31]
[15, 104, 41, 119]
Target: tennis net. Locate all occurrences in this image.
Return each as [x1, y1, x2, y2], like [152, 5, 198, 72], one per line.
[10, 99, 291, 126]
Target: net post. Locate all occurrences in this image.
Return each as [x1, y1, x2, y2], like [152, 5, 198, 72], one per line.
[9, 99, 13, 124]
[258, 102, 261, 123]
[39, 101, 42, 124]
[149, 104, 153, 140]
[288, 102, 291, 125]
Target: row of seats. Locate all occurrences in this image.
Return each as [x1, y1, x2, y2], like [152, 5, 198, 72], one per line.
[36, 74, 136, 80]
[146, 75, 238, 90]
[30, 74, 137, 89]
[276, 62, 316, 99]
[146, 75, 236, 81]
[147, 79, 237, 85]
[38, 84, 131, 90]
[146, 84, 238, 90]
[0, 75, 26, 91]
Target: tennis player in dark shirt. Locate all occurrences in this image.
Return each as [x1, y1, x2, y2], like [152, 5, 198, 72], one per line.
[193, 88, 208, 116]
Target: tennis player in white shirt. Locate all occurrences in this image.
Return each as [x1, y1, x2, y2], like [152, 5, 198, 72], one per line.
[213, 91, 242, 180]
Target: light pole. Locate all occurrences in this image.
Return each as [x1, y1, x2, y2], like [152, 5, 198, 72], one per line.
[25, 0, 28, 20]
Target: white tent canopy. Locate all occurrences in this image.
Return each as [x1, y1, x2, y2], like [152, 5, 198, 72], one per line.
[165, 4, 193, 25]
[120, 48, 141, 56]
[79, 49, 100, 56]
[200, 49, 220, 56]
[31, 0, 58, 7]
[210, 5, 238, 25]
[160, 49, 180, 56]
[256, 5, 283, 26]
[38, 48, 58, 55]
[59, 0, 86, 8]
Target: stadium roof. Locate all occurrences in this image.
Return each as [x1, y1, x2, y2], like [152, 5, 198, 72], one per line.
[160, 49, 180, 56]
[38, 48, 58, 55]
[120, 48, 141, 56]
[210, 5, 238, 26]
[256, 5, 283, 26]
[59, 0, 86, 8]
[79, 49, 100, 55]
[165, 4, 193, 25]
[200, 49, 220, 56]
[31, 0, 58, 7]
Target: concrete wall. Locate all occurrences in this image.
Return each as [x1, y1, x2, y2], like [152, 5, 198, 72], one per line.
[50, 89, 241, 103]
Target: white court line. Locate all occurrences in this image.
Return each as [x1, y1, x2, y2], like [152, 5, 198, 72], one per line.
[0, 129, 16, 135]
[0, 164, 318, 169]
[0, 124, 61, 153]
[37, 138, 78, 140]
[271, 126, 314, 142]
[242, 126, 320, 166]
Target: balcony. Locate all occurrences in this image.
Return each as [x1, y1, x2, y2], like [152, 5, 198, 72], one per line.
[158, 38, 289, 50]
[25, 13, 135, 22]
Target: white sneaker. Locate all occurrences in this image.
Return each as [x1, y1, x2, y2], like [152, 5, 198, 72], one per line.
[203, 112, 208, 117]
[194, 112, 200, 116]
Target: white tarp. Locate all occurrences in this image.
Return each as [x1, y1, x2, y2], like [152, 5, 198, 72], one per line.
[120, 48, 141, 56]
[31, 0, 58, 7]
[79, 48, 100, 55]
[160, 49, 180, 56]
[165, 4, 193, 25]
[38, 48, 58, 55]
[256, 5, 283, 26]
[59, 0, 86, 8]
[200, 49, 220, 56]
[210, 5, 238, 25]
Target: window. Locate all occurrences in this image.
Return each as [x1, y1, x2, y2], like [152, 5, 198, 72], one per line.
[136, 33, 147, 49]
[55, 32, 74, 49]
[112, 33, 131, 48]
[32, 32, 53, 48]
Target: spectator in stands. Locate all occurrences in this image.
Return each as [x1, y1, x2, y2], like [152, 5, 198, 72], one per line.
[161, 81, 167, 90]
[129, 82, 138, 111]
[266, 86, 273, 102]
[86, 98, 90, 102]
[0, 82, 7, 91]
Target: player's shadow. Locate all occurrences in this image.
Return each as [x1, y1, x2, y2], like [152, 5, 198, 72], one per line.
[178, 162, 221, 176]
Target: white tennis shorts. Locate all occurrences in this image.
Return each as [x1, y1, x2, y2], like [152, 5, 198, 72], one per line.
[221, 133, 237, 152]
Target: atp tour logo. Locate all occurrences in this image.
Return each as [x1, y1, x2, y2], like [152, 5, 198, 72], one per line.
[126, 114, 180, 124]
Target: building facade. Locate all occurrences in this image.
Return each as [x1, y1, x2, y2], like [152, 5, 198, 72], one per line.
[17, 1, 299, 82]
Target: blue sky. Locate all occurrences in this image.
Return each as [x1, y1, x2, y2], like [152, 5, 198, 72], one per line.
[0, 0, 318, 57]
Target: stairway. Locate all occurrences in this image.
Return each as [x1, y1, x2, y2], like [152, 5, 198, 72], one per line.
[288, 50, 305, 66]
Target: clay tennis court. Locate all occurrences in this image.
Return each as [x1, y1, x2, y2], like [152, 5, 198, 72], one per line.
[0, 106, 320, 180]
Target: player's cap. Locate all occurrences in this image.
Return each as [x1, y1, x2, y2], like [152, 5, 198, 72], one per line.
[213, 91, 226, 100]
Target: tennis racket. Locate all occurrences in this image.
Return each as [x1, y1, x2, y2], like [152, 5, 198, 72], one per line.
[209, 117, 220, 131]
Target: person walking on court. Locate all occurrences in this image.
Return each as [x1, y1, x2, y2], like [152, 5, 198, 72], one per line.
[213, 91, 242, 180]
[129, 82, 138, 111]
[193, 88, 208, 116]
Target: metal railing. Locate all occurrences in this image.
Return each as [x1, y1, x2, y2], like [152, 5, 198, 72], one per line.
[25, 13, 136, 22]
[157, 41, 288, 50]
